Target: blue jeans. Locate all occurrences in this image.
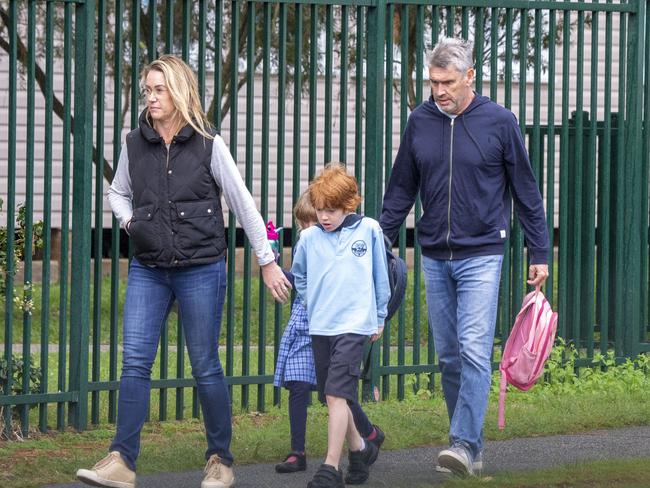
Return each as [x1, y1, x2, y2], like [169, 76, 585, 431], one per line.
[422, 255, 503, 459]
[110, 258, 232, 471]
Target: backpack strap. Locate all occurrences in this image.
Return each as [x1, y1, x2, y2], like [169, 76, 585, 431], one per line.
[498, 370, 508, 430]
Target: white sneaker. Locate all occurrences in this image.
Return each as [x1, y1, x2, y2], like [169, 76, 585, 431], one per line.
[76, 451, 136, 488]
[201, 454, 235, 488]
[436, 450, 482, 475]
[437, 444, 475, 477]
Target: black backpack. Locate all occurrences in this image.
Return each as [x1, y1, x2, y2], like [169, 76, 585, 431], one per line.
[384, 235, 407, 321]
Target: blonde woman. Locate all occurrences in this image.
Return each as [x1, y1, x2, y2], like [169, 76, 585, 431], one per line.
[76, 55, 291, 488]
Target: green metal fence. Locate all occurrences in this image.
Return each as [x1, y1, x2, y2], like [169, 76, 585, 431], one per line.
[1, 0, 649, 437]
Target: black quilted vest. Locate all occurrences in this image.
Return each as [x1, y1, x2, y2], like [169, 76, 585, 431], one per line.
[126, 111, 227, 267]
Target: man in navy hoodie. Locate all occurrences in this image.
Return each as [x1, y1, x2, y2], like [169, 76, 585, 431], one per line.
[379, 37, 550, 477]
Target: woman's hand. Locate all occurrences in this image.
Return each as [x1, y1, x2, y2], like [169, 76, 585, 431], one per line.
[261, 261, 292, 303]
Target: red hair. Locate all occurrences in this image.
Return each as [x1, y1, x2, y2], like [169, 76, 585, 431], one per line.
[308, 162, 362, 213]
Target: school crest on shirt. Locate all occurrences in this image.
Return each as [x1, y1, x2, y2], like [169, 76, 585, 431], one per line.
[351, 240, 367, 257]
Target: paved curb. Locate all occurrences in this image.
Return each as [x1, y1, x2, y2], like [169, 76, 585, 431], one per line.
[45, 426, 650, 488]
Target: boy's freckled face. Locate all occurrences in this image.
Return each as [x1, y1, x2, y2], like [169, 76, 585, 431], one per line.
[316, 208, 346, 232]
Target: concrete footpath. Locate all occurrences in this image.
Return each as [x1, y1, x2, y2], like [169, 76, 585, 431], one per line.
[45, 426, 650, 488]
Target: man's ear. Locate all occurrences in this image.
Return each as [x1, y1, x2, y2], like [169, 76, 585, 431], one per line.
[466, 68, 475, 86]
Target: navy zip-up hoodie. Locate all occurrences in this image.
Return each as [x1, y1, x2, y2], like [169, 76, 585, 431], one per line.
[379, 94, 549, 264]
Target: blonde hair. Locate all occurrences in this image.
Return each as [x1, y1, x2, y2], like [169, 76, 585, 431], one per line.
[293, 190, 317, 231]
[308, 162, 362, 213]
[140, 54, 213, 140]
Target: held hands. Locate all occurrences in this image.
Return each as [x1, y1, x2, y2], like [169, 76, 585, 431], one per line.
[261, 261, 292, 303]
[527, 264, 549, 288]
[370, 324, 384, 343]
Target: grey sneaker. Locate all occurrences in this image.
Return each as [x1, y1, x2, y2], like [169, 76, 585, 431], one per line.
[436, 443, 475, 477]
[76, 451, 136, 488]
[436, 450, 482, 475]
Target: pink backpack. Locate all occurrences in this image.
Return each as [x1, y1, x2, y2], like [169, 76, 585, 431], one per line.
[498, 287, 558, 430]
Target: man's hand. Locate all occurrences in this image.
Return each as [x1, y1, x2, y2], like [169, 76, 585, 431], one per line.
[370, 324, 384, 343]
[527, 264, 549, 288]
[261, 261, 292, 303]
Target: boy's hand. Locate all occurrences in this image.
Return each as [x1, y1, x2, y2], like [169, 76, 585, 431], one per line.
[370, 324, 384, 342]
[261, 261, 292, 303]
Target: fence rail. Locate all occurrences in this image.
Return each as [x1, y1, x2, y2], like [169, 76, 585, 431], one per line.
[1, 0, 649, 437]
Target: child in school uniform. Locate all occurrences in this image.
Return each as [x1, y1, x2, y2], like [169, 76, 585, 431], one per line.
[291, 163, 391, 488]
[274, 191, 385, 476]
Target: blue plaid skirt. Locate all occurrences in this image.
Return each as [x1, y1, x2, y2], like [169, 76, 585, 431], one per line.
[273, 296, 317, 387]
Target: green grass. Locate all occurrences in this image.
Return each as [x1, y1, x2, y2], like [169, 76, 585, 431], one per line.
[409, 458, 650, 488]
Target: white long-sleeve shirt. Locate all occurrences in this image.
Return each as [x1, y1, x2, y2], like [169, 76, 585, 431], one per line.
[108, 134, 275, 266]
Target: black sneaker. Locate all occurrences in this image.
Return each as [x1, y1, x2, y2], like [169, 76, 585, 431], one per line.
[345, 441, 379, 484]
[307, 464, 344, 488]
[367, 424, 385, 450]
[275, 452, 307, 473]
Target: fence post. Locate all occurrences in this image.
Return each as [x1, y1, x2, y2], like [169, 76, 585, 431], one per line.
[68, 0, 96, 430]
[362, 0, 386, 402]
[622, 0, 645, 358]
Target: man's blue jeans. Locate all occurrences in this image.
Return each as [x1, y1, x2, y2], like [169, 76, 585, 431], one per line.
[422, 255, 503, 460]
[110, 258, 232, 471]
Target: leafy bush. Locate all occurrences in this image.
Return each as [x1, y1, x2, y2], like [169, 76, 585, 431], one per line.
[0, 355, 42, 423]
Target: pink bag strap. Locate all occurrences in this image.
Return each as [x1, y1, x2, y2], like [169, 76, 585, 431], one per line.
[498, 370, 507, 430]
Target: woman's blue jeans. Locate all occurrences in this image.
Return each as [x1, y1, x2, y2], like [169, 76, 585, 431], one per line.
[422, 255, 503, 460]
[109, 258, 232, 471]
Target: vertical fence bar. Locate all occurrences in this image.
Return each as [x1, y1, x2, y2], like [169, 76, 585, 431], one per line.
[585, 10, 599, 357]
[69, 0, 96, 430]
[226, 0, 240, 401]
[257, 1, 272, 412]
[512, 8, 527, 327]
[362, 0, 386, 401]
[324, 4, 333, 163]
[489, 7, 498, 103]
[20, 0, 37, 436]
[214, 0, 223, 129]
[292, 4, 303, 242]
[643, 1, 650, 343]
[474, 8, 484, 90]
[497, 8, 513, 342]
[339, 5, 349, 163]
[531, 8, 542, 205]
[92, 0, 107, 426]
[571, 9, 585, 346]
[273, 2, 288, 407]
[382, 2, 394, 401]
[158, 0, 169, 422]
[3, 0, 17, 439]
[598, 5, 613, 354]
[623, 2, 645, 357]
[445, 6, 453, 36]
[165, 0, 174, 52]
[415, 4, 426, 391]
[309, 4, 317, 178]
[198, 0, 207, 101]
[613, 12, 627, 358]
[182, 0, 190, 59]
[39, 0, 55, 433]
[109, 0, 124, 424]
[57, 3, 73, 431]
[176, 0, 188, 421]
[546, 8, 557, 304]
[354, 6, 364, 182]
[241, 0, 255, 411]
[148, 0, 158, 61]
[558, 7, 571, 341]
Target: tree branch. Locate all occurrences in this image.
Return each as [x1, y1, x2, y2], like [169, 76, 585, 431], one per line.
[0, 5, 115, 182]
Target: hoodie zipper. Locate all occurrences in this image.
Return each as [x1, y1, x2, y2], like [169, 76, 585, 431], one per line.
[445, 118, 455, 260]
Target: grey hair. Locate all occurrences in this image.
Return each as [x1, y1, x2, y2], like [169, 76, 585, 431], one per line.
[428, 37, 474, 73]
